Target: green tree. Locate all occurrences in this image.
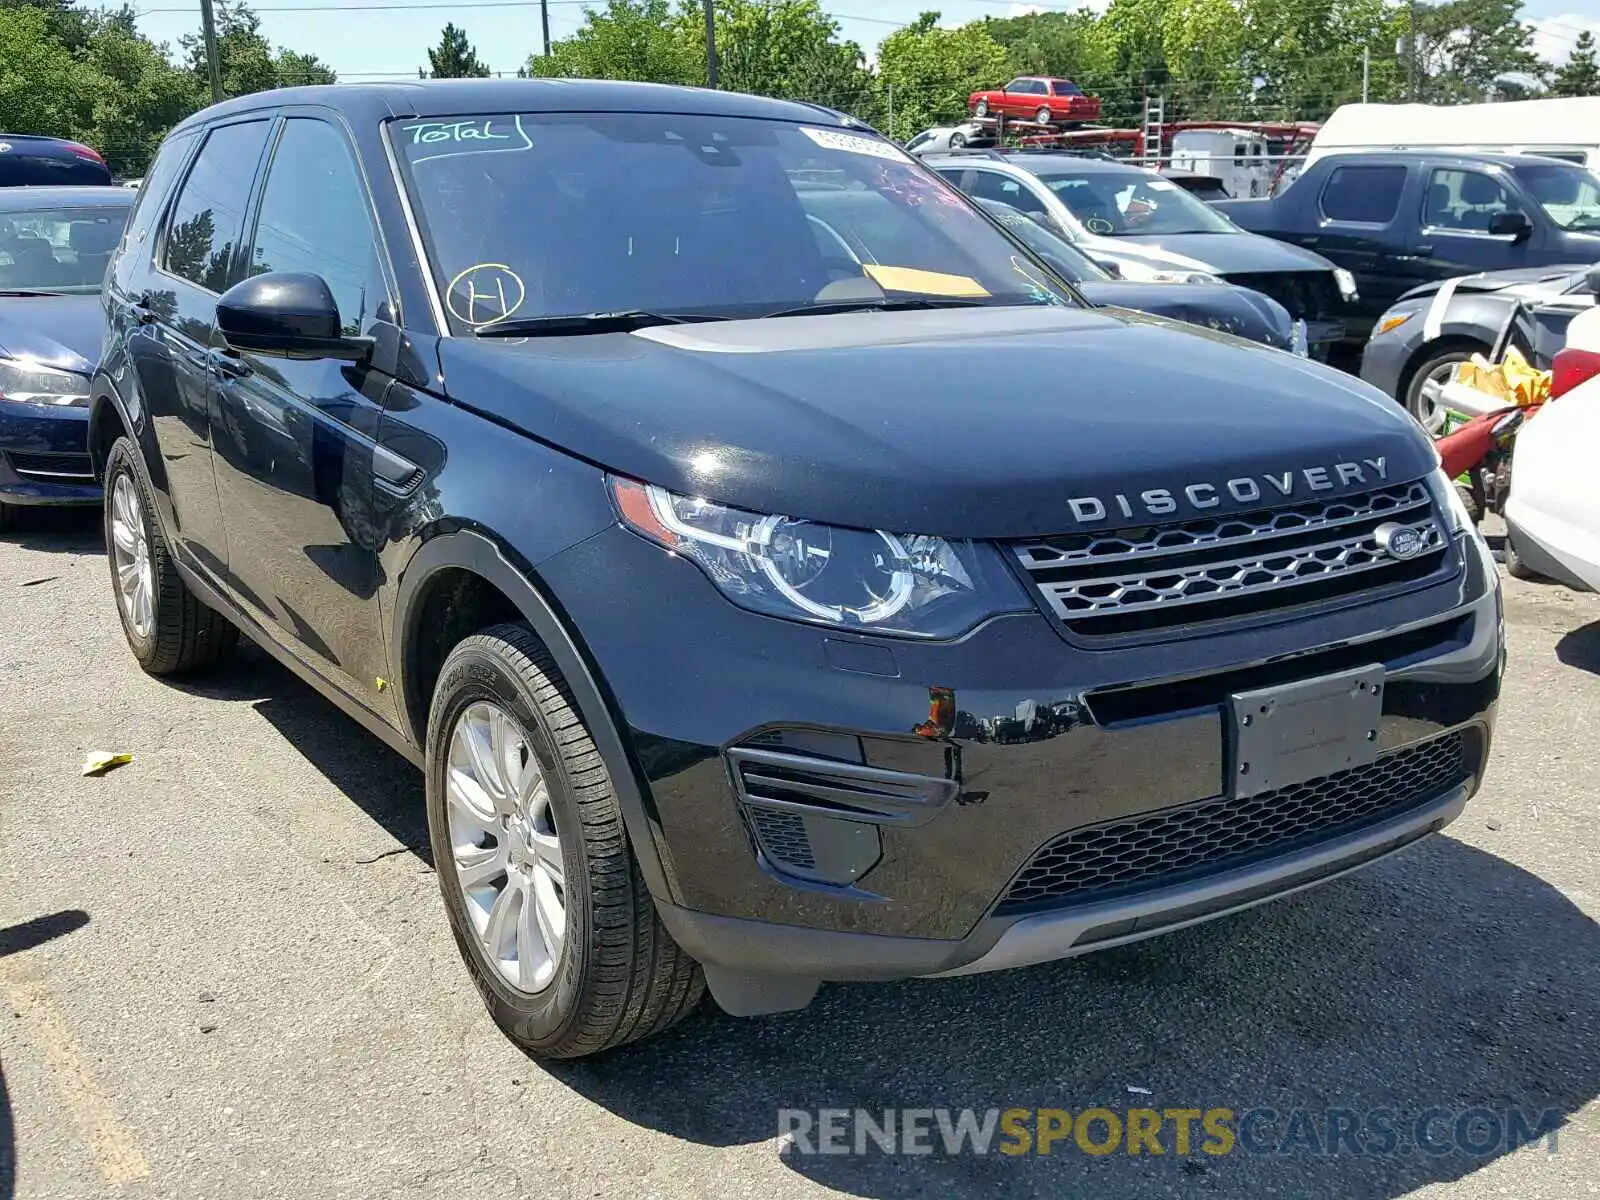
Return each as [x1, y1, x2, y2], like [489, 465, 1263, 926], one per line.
[1409, 0, 1545, 102]
[1550, 29, 1600, 96]
[82, 12, 198, 175]
[425, 21, 490, 78]
[876, 11, 1013, 141]
[0, 6, 95, 134]
[528, 0, 699, 83]
[181, 2, 335, 99]
[695, 0, 874, 116]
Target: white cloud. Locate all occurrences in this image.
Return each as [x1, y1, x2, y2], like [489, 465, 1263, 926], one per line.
[1529, 14, 1600, 65]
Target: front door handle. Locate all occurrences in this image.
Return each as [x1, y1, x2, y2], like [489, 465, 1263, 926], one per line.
[206, 347, 251, 379]
[130, 293, 157, 325]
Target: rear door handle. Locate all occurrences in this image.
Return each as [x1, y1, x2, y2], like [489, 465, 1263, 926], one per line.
[206, 347, 251, 379]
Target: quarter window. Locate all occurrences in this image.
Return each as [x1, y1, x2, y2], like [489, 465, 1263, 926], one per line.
[247, 119, 385, 336]
[161, 120, 270, 292]
[1319, 164, 1406, 224]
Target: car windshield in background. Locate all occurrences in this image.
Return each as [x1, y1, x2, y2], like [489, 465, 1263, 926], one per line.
[1514, 163, 1600, 232]
[0, 206, 128, 293]
[969, 198, 1110, 283]
[389, 113, 1076, 329]
[1042, 169, 1238, 236]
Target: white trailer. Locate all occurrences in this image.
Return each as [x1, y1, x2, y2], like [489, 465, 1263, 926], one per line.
[1309, 98, 1600, 170]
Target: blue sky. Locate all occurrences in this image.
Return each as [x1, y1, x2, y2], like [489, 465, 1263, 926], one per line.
[117, 0, 1600, 84]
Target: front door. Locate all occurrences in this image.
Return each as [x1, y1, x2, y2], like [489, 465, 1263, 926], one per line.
[209, 115, 399, 718]
[1412, 167, 1541, 285]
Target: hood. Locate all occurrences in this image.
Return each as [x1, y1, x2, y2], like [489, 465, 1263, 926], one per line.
[1077, 280, 1291, 347]
[1106, 230, 1337, 275]
[0, 293, 103, 373]
[436, 305, 1434, 540]
[1396, 263, 1592, 304]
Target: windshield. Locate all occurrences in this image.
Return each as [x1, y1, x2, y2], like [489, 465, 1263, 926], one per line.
[1514, 163, 1600, 232]
[390, 112, 1076, 329]
[969, 199, 1109, 282]
[0, 205, 128, 293]
[1042, 170, 1237, 236]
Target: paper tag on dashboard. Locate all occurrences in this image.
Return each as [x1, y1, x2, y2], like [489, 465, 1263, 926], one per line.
[799, 126, 908, 162]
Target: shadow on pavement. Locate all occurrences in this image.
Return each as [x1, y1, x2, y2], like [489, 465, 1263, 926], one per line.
[0, 909, 91, 1200]
[1555, 621, 1600, 675]
[550, 837, 1598, 1198]
[0, 506, 101, 556]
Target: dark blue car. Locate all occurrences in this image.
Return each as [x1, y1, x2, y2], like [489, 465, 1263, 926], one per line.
[0, 135, 114, 188]
[0, 186, 131, 529]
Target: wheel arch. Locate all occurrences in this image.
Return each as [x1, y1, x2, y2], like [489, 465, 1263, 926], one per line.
[88, 371, 168, 496]
[392, 529, 682, 904]
[1397, 332, 1491, 406]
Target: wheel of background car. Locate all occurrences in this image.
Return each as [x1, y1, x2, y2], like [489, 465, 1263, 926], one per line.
[1035, 106, 1052, 124]
[103, 437, 238, 676]
[1503, 531, 1544, 581]
[0, 502, 14, 533]
[974, 99, 989, 117]
[424, 622, 704, 1058]
[1404, 344, 1485, 437]
[949, 131, 967, 149]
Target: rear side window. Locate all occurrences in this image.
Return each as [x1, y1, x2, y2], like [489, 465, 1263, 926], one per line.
[247, 119, 386, 336]
[1319, 164, 1406, 224]
[111, 129, 197, 294]
[1051, 81, 1082, 96]
[160, 119, 271, 293]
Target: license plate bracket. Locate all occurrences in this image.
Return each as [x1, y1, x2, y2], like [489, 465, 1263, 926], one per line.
[1229, 665, 1385, 798]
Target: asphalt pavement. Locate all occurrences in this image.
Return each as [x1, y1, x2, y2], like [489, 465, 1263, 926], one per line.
[1, 506, 1597, 1200]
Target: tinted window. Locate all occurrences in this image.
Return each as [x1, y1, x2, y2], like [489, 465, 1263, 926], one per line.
[113, 129, 197, 295]
[1318, 164, 1405, 223]
[967, 171, 1049, 217]
[393, 113, 1076, 330]
[161, 120, 270, 292]
[1044, 170, 1236, 235]
[0, 204, 130, 292]
[1010, 79, 1042, 94]
[1423, 168, 1514, 232]
[249, 119, 384, 335]
[1051, 81, 1082, 96]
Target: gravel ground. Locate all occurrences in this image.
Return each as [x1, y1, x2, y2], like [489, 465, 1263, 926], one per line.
[1, 508, 1597, 1200]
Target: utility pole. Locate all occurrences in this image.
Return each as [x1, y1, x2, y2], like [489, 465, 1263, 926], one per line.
[1406, 0, 1418, 100]
[199, 0, 224, 104]
[1362, 46, 1370, 103]
[703, 0, 717, 87]
[886, 84, 893, 136]
[539, 0, 550, 57]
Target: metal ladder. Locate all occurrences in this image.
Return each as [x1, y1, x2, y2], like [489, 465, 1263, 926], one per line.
[1141, 93, 1165, 166]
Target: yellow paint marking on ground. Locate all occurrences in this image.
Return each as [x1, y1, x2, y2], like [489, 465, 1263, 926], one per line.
[0, 958, 150, 1184]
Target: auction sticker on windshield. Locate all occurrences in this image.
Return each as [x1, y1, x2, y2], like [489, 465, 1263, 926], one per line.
[799, 126, 910, 163]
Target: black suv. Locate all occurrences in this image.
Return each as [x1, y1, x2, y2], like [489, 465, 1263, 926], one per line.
[92, 82, 1503, 1059]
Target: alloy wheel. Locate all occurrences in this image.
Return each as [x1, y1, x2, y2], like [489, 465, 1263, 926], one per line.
[109, 473, 154, 639]
[1412, 361, 1457, 436]
[445, 700, 566, 994]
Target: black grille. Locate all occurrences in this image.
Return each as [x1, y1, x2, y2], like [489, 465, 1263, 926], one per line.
[1223, 270, 1341, 321]
[748, 808, 815, 871]
[999, 731, 1468, 913]
[1010, 481, 1453, 639]
[5, 450, 94, 481]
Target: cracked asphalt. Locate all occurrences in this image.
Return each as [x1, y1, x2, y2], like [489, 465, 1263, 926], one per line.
[2, 507, 1597, 1200]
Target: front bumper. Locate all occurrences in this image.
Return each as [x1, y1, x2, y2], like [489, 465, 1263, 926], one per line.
[0, 398, 99, 506]
[1360, 330, 1418, 401]
[539, 523, 1502, 996]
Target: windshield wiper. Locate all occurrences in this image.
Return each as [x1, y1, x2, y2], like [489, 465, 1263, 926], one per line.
[472, 310, 728, 337]
[0, 289, 64, 298]
[759, 297, 1001, 319]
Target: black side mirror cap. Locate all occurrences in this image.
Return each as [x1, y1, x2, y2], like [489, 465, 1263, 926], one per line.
[216, 271, 374, 363]
[1487, 211, 1533, 241]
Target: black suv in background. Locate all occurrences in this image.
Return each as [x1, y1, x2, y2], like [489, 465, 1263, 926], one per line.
[92, 82, 1502, 1059]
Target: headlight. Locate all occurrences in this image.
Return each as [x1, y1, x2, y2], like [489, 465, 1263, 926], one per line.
[1333, 268, 1359, 301]
[611, 478, 1029, 638]
[1113, 259, 1223, 285]
[0, 358, 90, 407]
[1374, 310, 1412, 336]
[1428, 466, 1486, 547]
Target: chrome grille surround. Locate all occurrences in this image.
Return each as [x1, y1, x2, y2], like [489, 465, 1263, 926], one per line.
[1011, 481, 1450, 634]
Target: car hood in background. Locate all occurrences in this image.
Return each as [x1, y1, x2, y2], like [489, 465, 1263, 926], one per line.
[0, 293, 103, 373]
[1077, 280, 1291, 348]
[1107, 230, 1338, 275]
[436, 305, 1431, 539]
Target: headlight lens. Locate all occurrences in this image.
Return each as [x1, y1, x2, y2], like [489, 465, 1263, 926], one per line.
[612, 478, 1029, 637]
[1113, 259, 1222, 285]
[1333, 268, 1359, 301]
[0, 358, 90, 407]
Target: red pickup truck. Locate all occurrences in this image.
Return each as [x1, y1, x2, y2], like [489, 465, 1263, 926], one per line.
[968, 77, 1101, 124]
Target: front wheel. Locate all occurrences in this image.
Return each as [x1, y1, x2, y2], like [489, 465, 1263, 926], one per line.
[1503, 532, 1544, 581]
[1404, 345, 1483, 436]
[0, 502, 14, 533]
[426, 623, 703, 1059]
[103, 437, 237, 675]
[948, 131, 967, 149]
[974, 99, 989, 118]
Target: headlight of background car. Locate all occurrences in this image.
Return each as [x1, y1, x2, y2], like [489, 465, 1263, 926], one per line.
[1112, 259, 1223, 285]
[1333, 268, 1359, 301]
[612, 478, 1030, 638]
[0, 358, 90, 407]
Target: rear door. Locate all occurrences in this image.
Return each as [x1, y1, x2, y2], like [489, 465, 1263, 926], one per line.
[121, 118, 273, 575]
[1304, 160, 1412, 320]
[209, 113, 400, 717]
[1412, 165, 1544, 284]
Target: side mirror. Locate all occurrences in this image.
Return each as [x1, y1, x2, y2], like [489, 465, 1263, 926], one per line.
[216, 271, 374, 363]
[1488, 211, 1533, 242]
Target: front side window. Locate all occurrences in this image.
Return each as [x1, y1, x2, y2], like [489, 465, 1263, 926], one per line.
[1042, 170, 1237, 236]
[391, 113, 1076, 331]
[1514, 162, 1600, 232]
[248, 119, 386, 335]
[0, 205, 130, 292]
[161, 119, 271, 292]
[1423, 168, 1516, 233]
[966, 170, 1049, 218]
[1320, 164, 1406, 224]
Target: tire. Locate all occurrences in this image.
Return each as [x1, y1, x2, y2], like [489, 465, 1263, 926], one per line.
[103, 437, 238, 675]
[426, 622, 703, 1059]
[1035, 106, 1053, 125]
[0, 502, 15, 534]
[1503, 532, 1543, 581]
[948, 131, 967, 149]
[974, 99, 989, 118]
[1403, 343, 1484, 436]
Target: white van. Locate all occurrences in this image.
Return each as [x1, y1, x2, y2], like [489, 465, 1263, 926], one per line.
[1166, 128, 1279, 198]
[1310, 98, 1600, 171]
